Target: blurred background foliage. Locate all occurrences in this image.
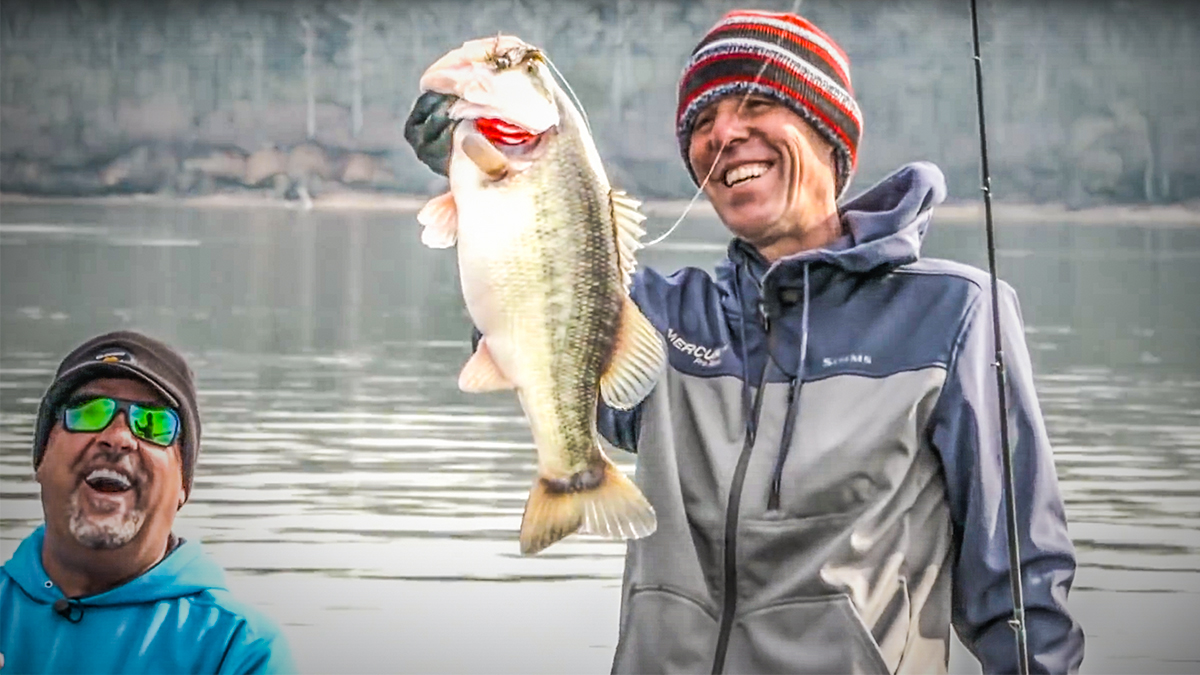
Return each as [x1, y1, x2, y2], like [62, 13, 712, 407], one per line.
[1, 0, 1197, 204]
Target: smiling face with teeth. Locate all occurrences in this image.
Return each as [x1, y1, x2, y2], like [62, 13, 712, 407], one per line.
[687, 94, 841, 261]
[36, 377, 186, 585]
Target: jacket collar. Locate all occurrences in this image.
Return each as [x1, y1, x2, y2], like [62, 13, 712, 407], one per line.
[717, 161, 948, 308]
[2, 524, 226, 605]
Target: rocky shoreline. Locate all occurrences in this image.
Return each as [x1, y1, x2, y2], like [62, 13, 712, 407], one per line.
[3, 188, 1198, 227]
[0, 142, 417, 207]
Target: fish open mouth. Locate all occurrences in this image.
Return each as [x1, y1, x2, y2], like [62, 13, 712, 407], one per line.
[84, 468, 133, 493]
[463, 118, 552, 180]
[476, 117, 538, 145]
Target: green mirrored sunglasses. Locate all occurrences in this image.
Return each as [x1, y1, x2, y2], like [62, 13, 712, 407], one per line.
[59, 396, 181, 447]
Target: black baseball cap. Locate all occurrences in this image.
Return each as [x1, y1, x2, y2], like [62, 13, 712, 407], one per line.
[32, 330, 202, 500]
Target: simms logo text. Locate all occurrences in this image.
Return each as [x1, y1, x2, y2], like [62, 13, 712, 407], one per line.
[822, 354, 873, 368]
[667, 328, 724, 367]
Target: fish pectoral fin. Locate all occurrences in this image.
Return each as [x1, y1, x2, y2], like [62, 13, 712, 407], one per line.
[457, 337, 515, 392]
[600, 296, 666, 410]
[519, 452, 657, 556]
[610, 189, 648, 290]
[461, 131, 509, 180]
[416, 191, 459, 248]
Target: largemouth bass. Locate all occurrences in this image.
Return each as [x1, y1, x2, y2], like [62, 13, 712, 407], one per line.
[416, 36, 665, 555]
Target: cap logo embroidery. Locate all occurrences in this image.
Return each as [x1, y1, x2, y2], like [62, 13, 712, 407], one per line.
[94, 349, 132, 364]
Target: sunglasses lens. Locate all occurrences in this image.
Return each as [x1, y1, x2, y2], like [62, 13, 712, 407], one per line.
[129, 405, 180, 446]
[63, 398, 118, 432]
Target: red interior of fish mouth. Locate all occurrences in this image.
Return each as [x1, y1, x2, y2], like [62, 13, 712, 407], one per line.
[476, 117, 539, 146]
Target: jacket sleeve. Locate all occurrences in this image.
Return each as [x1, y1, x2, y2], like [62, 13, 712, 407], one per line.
[597, 393, 643, 453]
[929, 281, 1085, 674]
[217, 621, 298, 675]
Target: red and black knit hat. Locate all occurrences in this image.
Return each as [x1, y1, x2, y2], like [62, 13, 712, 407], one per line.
[676, 10, 863, 199]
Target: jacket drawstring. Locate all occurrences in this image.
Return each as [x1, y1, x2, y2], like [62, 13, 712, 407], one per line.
[768, 263, 810, 511]
[731, 260, 755, 442]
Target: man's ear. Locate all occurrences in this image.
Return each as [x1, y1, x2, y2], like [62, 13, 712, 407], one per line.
[177, 486, 187, 510]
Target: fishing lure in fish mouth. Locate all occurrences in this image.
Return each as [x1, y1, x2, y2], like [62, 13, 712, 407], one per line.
[483, 37, 544, 72]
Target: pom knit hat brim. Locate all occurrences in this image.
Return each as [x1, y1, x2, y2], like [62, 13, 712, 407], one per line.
[676, 10, 863, 199]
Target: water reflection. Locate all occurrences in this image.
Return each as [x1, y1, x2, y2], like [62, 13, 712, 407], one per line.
[1, 202, 1197, 672]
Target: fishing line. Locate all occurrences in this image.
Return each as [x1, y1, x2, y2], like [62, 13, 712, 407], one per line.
[968, 0, 1030, 673]
[543, 52, 592, 136]
[644, 0, 804, 248]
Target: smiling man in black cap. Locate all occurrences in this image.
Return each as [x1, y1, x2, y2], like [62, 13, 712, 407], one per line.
[0, 330, 295, 674]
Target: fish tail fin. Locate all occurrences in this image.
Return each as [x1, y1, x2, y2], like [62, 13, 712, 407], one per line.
[577, 452, 657, 543]
[519, 451, 657, 556]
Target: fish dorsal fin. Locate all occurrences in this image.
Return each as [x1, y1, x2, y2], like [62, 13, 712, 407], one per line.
[609, 189, 647, 290]
[458, 337, 515, 392]
[600, 296, 666, 410]
[416, 191, 459, 249]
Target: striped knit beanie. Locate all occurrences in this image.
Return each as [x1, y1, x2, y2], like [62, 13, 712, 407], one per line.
[676, 10, 863, 199]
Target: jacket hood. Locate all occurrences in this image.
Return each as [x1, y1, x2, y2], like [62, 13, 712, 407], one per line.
[3, 525, 226, 605]
[722, 161, 947, 279]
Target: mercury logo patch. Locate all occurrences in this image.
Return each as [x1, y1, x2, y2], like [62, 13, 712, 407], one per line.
[667, 328, 724, 367]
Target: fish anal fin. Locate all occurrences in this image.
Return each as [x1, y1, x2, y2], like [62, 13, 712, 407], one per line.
[457, 338, 514, 392]
[600, 296, 666, 410]
[519, 452, 657, 556]
[416, 191, 458, 249]
[609, 189, 647, 290]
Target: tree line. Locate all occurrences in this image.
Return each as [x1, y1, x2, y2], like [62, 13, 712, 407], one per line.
[1, 0, 1197, 205]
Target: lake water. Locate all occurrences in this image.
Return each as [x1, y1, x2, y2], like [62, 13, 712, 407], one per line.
[1, 201, 1197, 673]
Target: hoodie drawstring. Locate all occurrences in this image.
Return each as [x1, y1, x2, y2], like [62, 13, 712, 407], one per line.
[768, 263, 810, 511]
[732, 270, 752, 439]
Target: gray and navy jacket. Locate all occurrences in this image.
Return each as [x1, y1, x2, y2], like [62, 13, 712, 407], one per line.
[599, 162, 1084, 674]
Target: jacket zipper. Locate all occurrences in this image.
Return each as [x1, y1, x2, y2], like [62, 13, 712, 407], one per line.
[711, 305, 773, 675]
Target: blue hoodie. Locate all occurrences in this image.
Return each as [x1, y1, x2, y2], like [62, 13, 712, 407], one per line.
[1, 526, 295, 674]
[602, 162, 1084, 674]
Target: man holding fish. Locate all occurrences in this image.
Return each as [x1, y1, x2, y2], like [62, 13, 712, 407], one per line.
[407, 9, 1083, 675]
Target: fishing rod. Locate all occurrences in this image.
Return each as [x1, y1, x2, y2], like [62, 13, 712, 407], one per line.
[968, 1, 1030, 673]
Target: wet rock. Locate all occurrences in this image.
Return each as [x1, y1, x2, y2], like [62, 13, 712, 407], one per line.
[0, 158, 45, 192]
[182, 147, 247, 182]
[287, 143, 334, 181]
[339, 152, 400, 188]
[98, 145, 179, 193]
[340, 152, 377, 184]
[0, 158, 108, 196]
[244, 147, 288, 186]
[175, 147, 249, 195]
